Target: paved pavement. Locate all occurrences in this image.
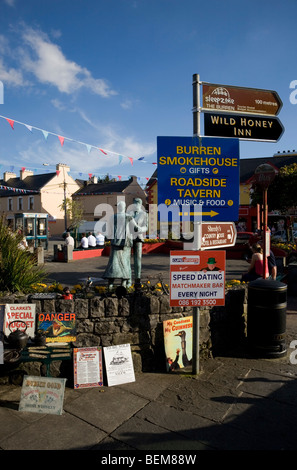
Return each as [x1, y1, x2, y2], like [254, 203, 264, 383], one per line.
[1, 241, 297, 453]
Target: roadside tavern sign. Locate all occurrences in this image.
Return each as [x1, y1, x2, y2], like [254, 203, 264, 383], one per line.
[157, 136, 240, 222]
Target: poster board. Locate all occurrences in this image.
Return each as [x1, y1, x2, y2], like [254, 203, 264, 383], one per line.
[18, 376, 66, 415]
[163, 316, 193, 372]
[170, 250, 226, 307]
[37, 312, 76, 343]
[73, 347, 103, 389]
[3, 304, 36, 338]
[103, 344, 135, 386]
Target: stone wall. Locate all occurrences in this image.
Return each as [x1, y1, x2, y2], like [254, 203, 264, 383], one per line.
[0, 287, 247, 379]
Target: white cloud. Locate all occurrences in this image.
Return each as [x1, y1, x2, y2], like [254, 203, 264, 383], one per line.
[0, 57, 25, 86]
[0, 25, 117, 98]
[20, 27, 117, 98]
[3, 0, 16, 6]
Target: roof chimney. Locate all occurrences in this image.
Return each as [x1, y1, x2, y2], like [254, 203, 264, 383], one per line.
[56, 163, 70, 173]
[20, 169, 34, 180]
[3, 171, 16, 182]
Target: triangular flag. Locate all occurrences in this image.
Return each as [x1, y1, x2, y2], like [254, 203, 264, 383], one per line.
[99, 148, 107, 155]
[56, 170, 60, 176]
[58, 136, 64, 146]
[86, 144, 92, 154]
[88, 173, 92, 179]
[128, 157, 133, 165]
[25, 125, 33, 132]
[21, 167, 26, 172]
[41, 130, 49, 140]
[6, 118, 14, 130]
[118, 155, 123, 164]
[138, 157, 144, 161]
[117, 176, 122, 180]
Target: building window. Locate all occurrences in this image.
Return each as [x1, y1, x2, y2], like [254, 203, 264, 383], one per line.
[8, 198, 13, 211]
[28, 196, 34, 210]
[18, 197, 23, 210]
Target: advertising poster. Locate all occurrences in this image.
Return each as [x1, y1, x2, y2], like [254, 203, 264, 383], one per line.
[170, 250, 226, 307]
[103, 344, 135, 387]
[157, 136, 239, 222]
[18, 376, 67, 415]
[73, 347, 103, 389]
[3, 304, 36, 338]
[163, 316, 193, 372]
[37, 312, 76, 343]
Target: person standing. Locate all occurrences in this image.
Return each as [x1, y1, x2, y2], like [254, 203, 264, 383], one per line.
[65, 232, 74, 248]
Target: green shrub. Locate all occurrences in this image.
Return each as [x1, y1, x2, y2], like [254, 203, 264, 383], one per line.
[0, 217, 47, 293]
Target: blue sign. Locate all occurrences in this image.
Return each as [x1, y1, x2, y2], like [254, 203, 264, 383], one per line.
[157, 136, 240, 222]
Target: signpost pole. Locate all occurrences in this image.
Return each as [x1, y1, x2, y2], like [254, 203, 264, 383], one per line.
[192, 74, 201, 374]
[193, 74, 200, 137]
[191, 221, 201, 375]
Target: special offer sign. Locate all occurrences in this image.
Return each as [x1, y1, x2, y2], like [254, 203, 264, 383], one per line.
[3, 304, 36, 338]
[170, 250, 226, 307]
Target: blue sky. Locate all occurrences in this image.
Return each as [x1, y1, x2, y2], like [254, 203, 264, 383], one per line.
[0, 0, 297, 185]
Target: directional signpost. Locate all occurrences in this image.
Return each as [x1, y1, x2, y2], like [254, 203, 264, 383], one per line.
[204, 113, 284, 142]
[202, 81, 284, 142]
[201, 222, 236, 249]
[202, 83, 282, 116]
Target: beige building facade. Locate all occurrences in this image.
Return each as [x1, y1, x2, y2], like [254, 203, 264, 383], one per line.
[0, 163, 80, 236]
[72, 175, 147, 222]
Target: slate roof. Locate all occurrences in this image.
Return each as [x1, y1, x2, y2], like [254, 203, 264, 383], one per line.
[0, 173, 56, 197]
[73, 178, 136, 196]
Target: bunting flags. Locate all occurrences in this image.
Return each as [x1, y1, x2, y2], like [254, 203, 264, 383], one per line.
[0, 114, 158, 169]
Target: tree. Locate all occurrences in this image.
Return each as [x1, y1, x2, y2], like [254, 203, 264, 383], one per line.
[59, 198, 84, 229]
[251, 163, 297, 212]
[0, 217, 46, 293]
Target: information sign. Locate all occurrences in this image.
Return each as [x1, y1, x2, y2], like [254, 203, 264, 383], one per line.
[201, 222, 236, 249]
[73, 347, 103, 389]
[157, 136, 239, 222]
[170, 250, 226, 307]
[202, 83, 282, 116]
[204, 113, 284, 142]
